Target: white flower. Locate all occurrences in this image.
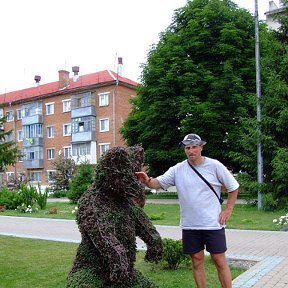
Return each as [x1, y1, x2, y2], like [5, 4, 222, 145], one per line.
[274, 213, 288, 226]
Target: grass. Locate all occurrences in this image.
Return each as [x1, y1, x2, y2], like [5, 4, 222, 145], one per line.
[0, 236, 245, 288]
[144, 203, 287, 230]
[1, 201, 286, 231]
[0, 202, 77, 219]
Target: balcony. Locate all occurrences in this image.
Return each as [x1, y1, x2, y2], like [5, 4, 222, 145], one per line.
[72, 130, 96, 143]
[23, 159, 44, 169]
[22, 114, 43, 126]
[22, 137, 44, 147]
[71, 106, 96, 118]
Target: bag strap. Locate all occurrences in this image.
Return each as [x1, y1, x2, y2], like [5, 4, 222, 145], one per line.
[187, 160, 223, 205]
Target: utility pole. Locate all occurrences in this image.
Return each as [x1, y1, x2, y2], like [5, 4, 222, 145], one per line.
[255, 0, 263, 209]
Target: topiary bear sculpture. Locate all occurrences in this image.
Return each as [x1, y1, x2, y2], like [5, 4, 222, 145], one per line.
[66, 146, 163, 288]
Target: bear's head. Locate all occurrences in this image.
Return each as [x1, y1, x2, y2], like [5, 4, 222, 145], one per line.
[94, 146, 144, 201]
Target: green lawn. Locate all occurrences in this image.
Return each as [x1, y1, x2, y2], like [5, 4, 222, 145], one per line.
[0, 201, 286, 231]
[0, 236, 245, 288]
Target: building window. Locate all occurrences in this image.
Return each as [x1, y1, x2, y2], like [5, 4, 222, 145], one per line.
[99, 118, 109, 132]
[23, 149, 43, 160]
[0, 108, 3, 118]
[99, 143, 110, 156]
[63, 146, 72, 158]
[71, 92, 95, 109]
[72, 116, 95, 133]
[6, 111, 14, 122]
[99, 92, 109, 106]
[63, 99, 71, 112]
[18, 130, 23, 142]
[22, 103, 42, 117]
[28, 152, 35, 160]
[47, 126, 55, 138]
[47, 170, 56, 183]
[6, 132, 14, 142]
[29, 171, 41, 182]
[17, 109, 23, 120]
[7, 172, 15, 182]
[45, 102, 54, 115]
[23, 107, 30, 117]
[63, 123, 71, 136]
[47, 148, 55, 160]
[0, 173, 4, 186]
[18, 154, 24, 162]
[72, 143, 91, 157]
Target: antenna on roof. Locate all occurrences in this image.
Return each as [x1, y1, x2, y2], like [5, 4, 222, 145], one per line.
[117, 57, 123, 77]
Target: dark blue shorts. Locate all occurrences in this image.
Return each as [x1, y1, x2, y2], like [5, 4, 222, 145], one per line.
[182, 228, 227, 254]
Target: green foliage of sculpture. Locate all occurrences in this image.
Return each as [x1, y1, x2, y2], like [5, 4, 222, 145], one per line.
[67, 146, 163, 287]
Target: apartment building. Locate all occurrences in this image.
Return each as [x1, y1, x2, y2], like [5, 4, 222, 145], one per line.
[265, 0, 286, 30]
[0, 67, 138, 189]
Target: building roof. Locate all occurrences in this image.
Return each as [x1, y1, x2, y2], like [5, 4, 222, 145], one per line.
[0, 70, 138, 105]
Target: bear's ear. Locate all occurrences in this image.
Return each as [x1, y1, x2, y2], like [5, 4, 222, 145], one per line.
[126, 145, 144, 172]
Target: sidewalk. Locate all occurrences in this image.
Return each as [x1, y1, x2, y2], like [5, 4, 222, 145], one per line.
[47, 197, 248, 204]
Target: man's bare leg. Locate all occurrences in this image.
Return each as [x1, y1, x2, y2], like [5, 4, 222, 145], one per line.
[191, 250, 206, 288]
[211, 253, 232, 288]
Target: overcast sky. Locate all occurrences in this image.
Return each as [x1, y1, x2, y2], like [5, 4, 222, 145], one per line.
[1, 0, 271, 93]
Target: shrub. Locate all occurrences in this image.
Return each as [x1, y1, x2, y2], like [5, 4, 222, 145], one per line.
[36, 183, 48, 210]
[16, 203, 39, 213]
[68, 161, 95, 203]
[161, 238, 188, 270]
[0, 183, 48, 211]
[262, 192, 278, 211]
[50, 156, 76, 192]
[149, 213, 165, 221]
[18, 183, 38, 207]
[49, 190, 68, 198]
[146, 192, 178, 199]
[236, 173, 259, 199]
[17, 183, 48, 211]
[0, 186, 22, 209]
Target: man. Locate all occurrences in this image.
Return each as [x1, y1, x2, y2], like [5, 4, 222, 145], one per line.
[135, 133, 239, 288]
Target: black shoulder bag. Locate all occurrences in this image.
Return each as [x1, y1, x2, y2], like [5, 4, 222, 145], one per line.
[187, 160, 224, 205]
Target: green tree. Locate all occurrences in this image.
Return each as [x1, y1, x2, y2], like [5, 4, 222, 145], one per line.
[231, 3, 288, 209]
[68, 161, 95, 203]
[0, 111, 20, 172]
[258, 4, 288, 209]
[121, 0, 256, 175]
[50, 155, 76, 193]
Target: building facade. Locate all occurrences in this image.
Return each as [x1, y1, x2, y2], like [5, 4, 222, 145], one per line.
[265, 0, 286, 30]
[0, 68, 137, 189]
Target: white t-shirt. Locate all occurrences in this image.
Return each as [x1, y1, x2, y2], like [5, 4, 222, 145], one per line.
[156, 157, 239, 230]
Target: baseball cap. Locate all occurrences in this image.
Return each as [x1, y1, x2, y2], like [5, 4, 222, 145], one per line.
[181, 133, 207, 146]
